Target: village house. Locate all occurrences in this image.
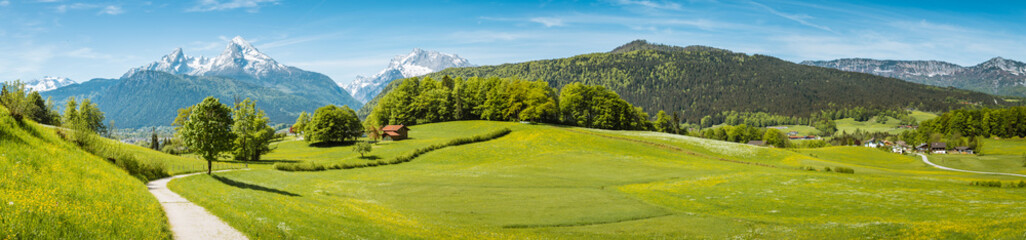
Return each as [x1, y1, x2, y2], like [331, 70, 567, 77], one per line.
[954, 146, 974, 154]
[382, 125, 410, 141]
[931, 142, 947, 154]
[863, 138, 884, 148]
[892, 141, 910, 154]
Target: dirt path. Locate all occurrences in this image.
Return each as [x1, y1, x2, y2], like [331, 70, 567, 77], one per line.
[916, 153, 1026, 178]
[147, 170, 249, 240]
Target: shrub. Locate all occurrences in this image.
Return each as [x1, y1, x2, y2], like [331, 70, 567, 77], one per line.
[833, 167, 855, 174]
[970, 181, 1004, 188]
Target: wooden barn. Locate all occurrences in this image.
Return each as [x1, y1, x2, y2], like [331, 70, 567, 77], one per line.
[382, 125, 410, 141]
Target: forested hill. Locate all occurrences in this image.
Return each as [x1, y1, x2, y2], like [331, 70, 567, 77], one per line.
[359, 40, 1005, 122]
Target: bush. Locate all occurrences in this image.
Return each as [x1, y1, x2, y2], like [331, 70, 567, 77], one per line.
[57, 127, 169, 181]
[276, 128, 512, 171]
[833, 167, 855, 174]
[970, 181, 1004, 188]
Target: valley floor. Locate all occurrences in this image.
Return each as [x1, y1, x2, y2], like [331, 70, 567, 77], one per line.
[167, 121, 1026, 239]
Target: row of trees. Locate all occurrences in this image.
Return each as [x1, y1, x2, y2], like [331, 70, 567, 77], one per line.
[693, 124, 790, 147]
[173, 97, 276, 174]
[916, 107, 1026, 138]
[1, 80, 61, 125]
[366, 77, 651, 130]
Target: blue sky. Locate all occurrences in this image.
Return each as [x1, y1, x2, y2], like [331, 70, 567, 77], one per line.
[1, 0, 1024, 85]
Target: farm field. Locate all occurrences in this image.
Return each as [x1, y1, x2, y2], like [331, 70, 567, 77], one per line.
[766, 111, 937, 136]
[926, 137, 1026, 175]
[0, 106, 172, 239]
[169, 120, 1026, 239]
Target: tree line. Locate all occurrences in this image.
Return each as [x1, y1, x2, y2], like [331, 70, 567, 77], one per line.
[365, 76, 652, 131]
[393, 40, 1004, 123]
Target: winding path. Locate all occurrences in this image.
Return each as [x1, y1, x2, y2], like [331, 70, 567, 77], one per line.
[915, 153, 1026, 178]
[147, 170, 249, 240]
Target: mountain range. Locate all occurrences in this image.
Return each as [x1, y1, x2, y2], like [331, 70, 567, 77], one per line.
[12, 77, 77, 92]
[802, 57, 1026, 97]
[360, 40, 1007, 122]
[342, 49, 472, 103]
[43, 36, 360, 128]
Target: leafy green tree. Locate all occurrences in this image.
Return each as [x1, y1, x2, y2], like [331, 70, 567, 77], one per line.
[63, 97, 79, 127]
[232, 98, 275, 161]
[653, 110, 672, 133]
[366, 125, 382, 142]
[763, 128, 788, 148]
[77, 98, 107, 136]
[0, 80, 36, 122]
[291, 111, 310, 136]
[151, 127, 160, 151]
[814, 118, 837, 136]
[179, 97, 235, 174]
[353, 141, 372, 157]
[305, 105, 361, 143]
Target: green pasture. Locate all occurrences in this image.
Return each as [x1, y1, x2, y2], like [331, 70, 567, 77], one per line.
[169, 121, 1026, 239]
[0, 106, 172, 239]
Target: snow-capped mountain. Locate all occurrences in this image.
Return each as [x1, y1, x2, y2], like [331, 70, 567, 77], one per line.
[343, 49, 473, 103]
[802, 57, 1026, 97]
[77, 36, 362, 127]
[123, 36, 292, 80]
[18, 77, 77, 92]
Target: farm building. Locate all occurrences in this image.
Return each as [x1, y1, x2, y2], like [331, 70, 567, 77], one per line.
[382, 125, 410, 141]
[931, 142, 947, 154]
[954, 146, 974, 154]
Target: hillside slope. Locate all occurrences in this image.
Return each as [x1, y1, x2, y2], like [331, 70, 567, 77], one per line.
[359, 40, 1005, 121]
[0, 106, 171, 239]
[87, 71, 328, 127]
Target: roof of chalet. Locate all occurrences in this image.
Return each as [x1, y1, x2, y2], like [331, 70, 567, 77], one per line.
[931, 142, 947, 148]
[382, 125, 408, 132]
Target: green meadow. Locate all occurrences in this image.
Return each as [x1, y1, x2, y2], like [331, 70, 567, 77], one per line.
[168, 120, 1026, 239]
[0, 105, 245, 239]
[0, 106, 171, 239]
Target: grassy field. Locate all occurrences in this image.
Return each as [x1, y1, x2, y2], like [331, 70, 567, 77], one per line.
[922, 137, 1026, 175]
[982, 137, 1026, 156]
[169, 120, 1026, 239]
[0, 106, 172, 239]
[766, 111, 938, 136]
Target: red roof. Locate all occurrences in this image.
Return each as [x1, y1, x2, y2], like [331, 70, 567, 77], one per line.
[384, 132, 401, 137]
[382, 125, 407, 131]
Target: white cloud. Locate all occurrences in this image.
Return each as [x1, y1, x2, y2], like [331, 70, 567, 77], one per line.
[0, 1, 10, 7]
[260, 33, 346, 49]
[55, 3, 122, 15]
[187, 0, 279, 13]
[66, 47, 113, 60]
[530, 17, 564, 27]
[750, 1, 833, 32]
[613, 0, 682, 10]
[99, 5, 124, 15]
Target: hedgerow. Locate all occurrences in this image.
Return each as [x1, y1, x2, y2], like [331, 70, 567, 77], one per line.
[274, 128, 512, 171]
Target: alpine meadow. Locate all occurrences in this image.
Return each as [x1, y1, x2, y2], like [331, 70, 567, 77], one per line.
[4, 1, 1026, 240]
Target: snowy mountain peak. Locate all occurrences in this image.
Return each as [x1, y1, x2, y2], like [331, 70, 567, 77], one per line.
[343, 49, 474, 103]
[18, 76, 76, 92]
[124, 36, 290, 79]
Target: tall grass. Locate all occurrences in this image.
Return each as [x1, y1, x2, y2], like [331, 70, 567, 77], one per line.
[275, 128, 512, 171]
[0, 106, 172, 239]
